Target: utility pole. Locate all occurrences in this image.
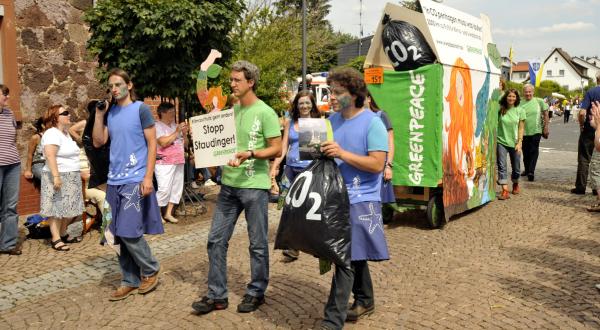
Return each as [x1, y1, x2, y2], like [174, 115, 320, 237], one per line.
[358, 0, 363, 56]
[301, 0, 307, 91]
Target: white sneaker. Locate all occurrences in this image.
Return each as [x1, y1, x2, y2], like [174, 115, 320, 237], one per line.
[204, 179, 217, 186]
[190, 181, 200, 189]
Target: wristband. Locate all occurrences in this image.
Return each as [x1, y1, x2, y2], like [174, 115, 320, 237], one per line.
[249, 150, 254, 159]
[386, 163, 393, 168]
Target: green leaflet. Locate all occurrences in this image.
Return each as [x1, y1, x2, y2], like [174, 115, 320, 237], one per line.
[207, 64, 223, 79]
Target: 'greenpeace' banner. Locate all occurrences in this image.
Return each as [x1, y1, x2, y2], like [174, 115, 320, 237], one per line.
[190, 109, 236, 168]
[367, 63, 443, 187]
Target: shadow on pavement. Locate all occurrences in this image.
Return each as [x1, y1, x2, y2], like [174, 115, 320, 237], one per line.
[386, 210, 430, 230]
[548, 235, 600, 255]
[500, 245, 600, 325]
[534, 195, 590, 211]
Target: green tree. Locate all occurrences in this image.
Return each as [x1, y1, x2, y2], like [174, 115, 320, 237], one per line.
[343, 55, 366, 73]
[225, 2, 297, 113]
[274, 0, 332, 26]
[225, 0, 356, 113]
[539, 80, 561, 92]
[85, 0, 245, 100]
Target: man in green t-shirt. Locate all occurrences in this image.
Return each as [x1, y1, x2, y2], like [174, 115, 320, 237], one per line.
[192, 61, 282, 315]
[520, 84, 549, 181]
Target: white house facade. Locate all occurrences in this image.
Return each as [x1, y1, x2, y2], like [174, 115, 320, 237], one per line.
[587, 57, 600, 68]
[542, 48, 589, 91]
[573, 57, 600, 80]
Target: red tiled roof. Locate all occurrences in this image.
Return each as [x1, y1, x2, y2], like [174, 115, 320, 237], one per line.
[512, 62, 529, 72]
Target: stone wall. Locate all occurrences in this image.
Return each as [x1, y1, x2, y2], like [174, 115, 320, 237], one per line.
[14, 0, 104, 156]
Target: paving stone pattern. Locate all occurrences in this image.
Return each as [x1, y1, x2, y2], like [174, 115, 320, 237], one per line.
[2, 149, 600, 329]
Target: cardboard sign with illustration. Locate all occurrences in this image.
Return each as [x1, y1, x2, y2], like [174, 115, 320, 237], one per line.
[196, 49, 228, 112]
[190, 49, 237, 167]
[190, 109, 236, 168]
[365, 0, 502, 219]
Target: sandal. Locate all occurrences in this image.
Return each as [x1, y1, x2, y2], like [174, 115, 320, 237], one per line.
[61, 235, 83, 243]
[51, 239, 70, 251]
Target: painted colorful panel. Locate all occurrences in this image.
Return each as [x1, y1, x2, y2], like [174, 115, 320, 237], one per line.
[441, 59, 501, 219]
[367, 64, 444, 188]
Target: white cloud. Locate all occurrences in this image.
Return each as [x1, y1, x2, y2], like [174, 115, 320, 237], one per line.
[494, 21, 595, 37]
[539, 22, 595, 33]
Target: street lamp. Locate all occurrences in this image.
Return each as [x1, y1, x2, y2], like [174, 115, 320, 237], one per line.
[301, 0, 307, 91]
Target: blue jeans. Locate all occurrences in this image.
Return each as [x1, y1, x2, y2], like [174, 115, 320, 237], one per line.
[0, 163, 20, 251]
[118, 236, 160, 287]
[206, 185, 269, 299]
[497, 143, 521, 185]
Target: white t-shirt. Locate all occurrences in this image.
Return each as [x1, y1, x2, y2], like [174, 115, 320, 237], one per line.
[41, 127, 81, 172]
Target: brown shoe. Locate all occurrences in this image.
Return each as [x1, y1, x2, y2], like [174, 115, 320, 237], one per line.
[587, 203, 600, 212]
[139, 268, 160, 294]
[0, 247, 22, 255]
[109, 286, 138, 301]
[346, 302, 375, 322]
[512, 183, 520, 195]
[498, 190, 510, 200]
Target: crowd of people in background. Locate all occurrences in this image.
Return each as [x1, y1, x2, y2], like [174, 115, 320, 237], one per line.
[2, 59, 600, 328]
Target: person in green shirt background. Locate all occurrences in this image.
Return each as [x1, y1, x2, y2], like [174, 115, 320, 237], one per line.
[497, 89, 526, 200]
[520, 84, 549, 182]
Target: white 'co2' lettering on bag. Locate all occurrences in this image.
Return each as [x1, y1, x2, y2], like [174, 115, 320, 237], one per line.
[384, 40, 422, 66]
[285, 171, 322, 221]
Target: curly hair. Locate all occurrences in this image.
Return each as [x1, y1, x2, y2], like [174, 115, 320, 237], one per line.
[290, 90, 320, 122]
[499, 88, 521, 116]
[327, 67, 367, 108]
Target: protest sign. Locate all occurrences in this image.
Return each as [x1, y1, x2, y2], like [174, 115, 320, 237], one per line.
[190, 109, 236, 168]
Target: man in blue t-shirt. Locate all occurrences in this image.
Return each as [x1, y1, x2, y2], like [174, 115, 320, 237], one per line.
[320, 67, 389, 329]
[573, 73, 600, 195]
[92, 68, 164, 301]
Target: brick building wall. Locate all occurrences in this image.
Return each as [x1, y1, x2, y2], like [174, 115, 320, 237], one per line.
[13, 0, 103, 215]
[11, 1, 182, 216]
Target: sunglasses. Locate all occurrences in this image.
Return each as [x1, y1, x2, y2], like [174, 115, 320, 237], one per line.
[59, 111, 70, 116]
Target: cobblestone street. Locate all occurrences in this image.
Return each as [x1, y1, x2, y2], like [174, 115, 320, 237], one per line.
[2, 142, 600, 329]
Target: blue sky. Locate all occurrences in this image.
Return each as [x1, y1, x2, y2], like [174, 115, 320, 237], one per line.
[326, 0, 600, 61]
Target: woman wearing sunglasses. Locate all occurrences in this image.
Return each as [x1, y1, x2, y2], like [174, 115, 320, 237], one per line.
[40, 105, 84, 251]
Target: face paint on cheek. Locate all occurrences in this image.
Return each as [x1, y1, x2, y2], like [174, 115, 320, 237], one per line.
[338, 95, 352, 110]
[117, 85, 129, 99]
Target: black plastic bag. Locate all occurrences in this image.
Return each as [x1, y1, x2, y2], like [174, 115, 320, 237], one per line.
[82, 101, 110, 189]
[381, 16, 436, 71]
[275, 158, 351, 268]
